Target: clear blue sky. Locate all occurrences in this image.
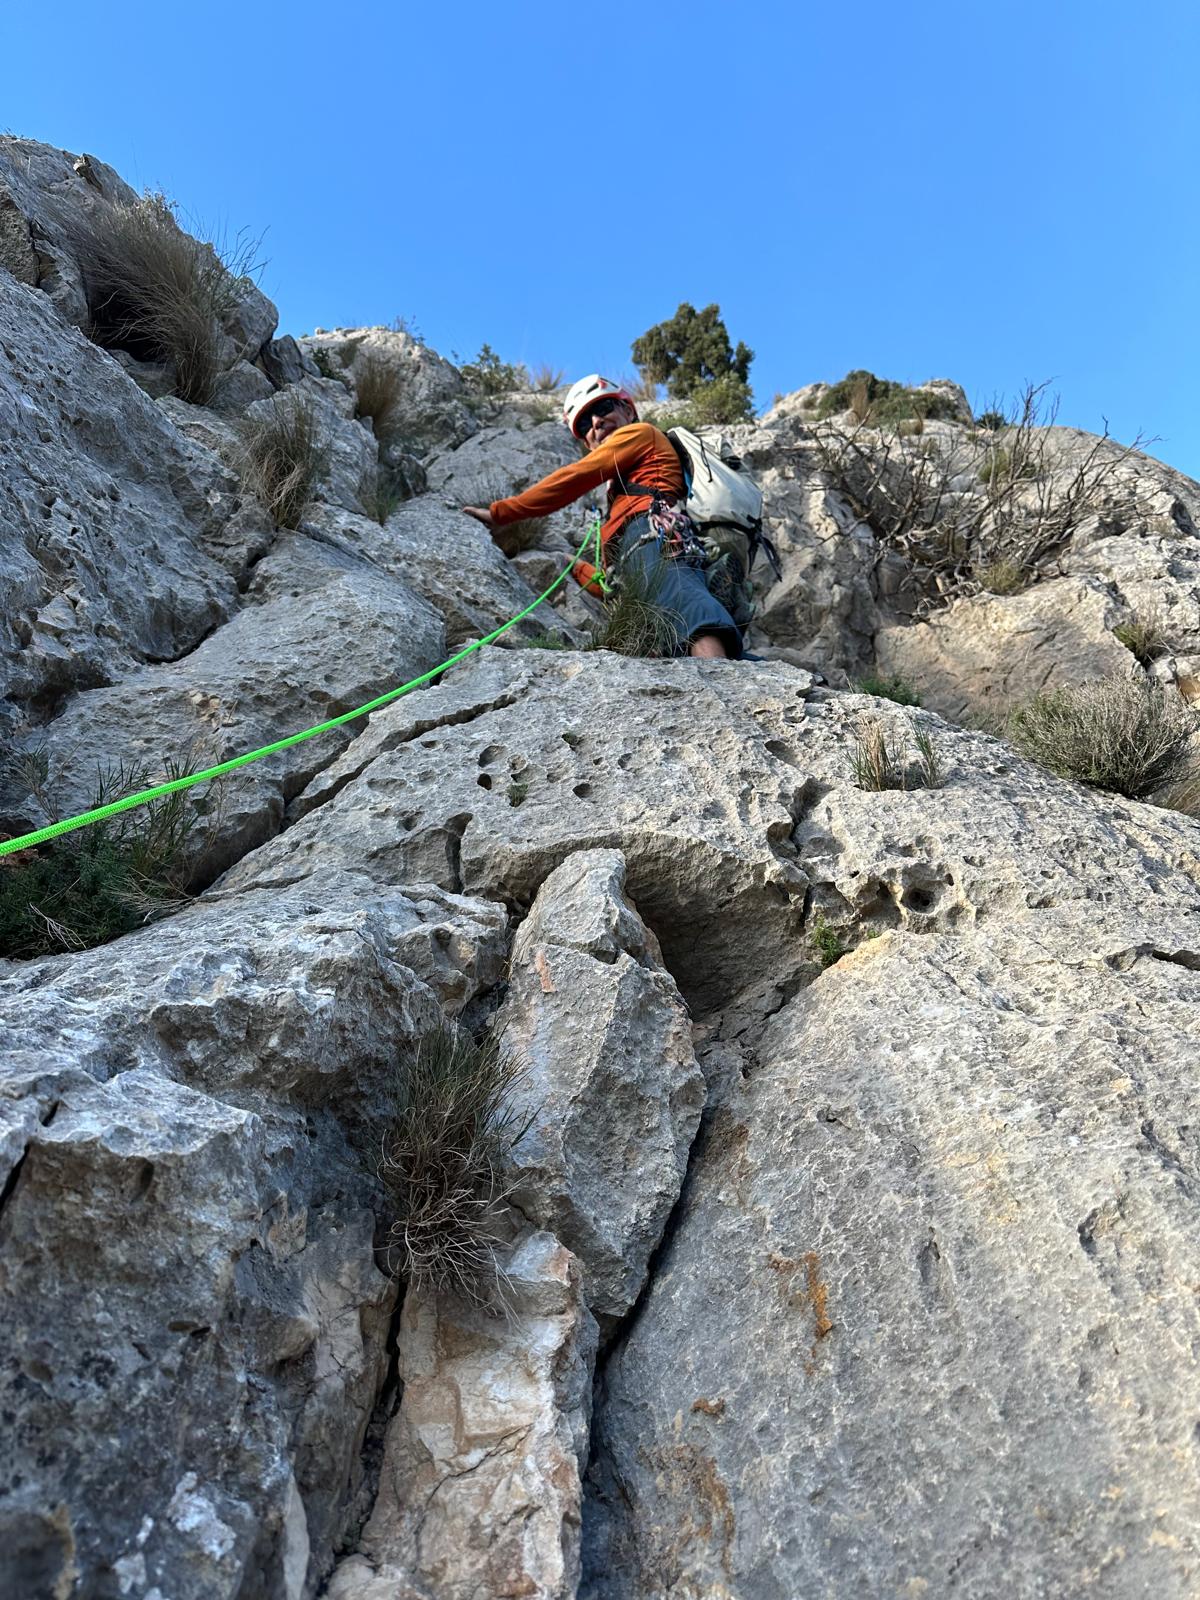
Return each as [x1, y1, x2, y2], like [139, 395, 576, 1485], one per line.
[5, 1, 1198, 474]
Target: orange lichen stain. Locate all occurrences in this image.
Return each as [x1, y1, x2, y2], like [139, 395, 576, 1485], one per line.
[803, 1252, 833, 1341]
[691, 1397, 726, 1418]
[638, 1443, 735, 1576]
[533, 948, 556, 993]
[767, 1249, 833, 1371]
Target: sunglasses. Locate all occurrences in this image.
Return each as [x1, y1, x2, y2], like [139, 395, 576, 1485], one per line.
[579, 396, 621, 434]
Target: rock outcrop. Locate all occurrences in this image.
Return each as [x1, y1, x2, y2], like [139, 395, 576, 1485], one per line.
[4, 135, 1200, 1600]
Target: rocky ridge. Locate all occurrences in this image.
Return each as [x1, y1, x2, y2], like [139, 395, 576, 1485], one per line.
[3, 138, 1200, 1600]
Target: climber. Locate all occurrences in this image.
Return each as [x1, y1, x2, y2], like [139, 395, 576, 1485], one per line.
[461, 375, 742, 660]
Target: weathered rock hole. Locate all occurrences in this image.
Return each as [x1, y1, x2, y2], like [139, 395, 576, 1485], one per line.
[477, 773, 492, 790]
[477, 744, 504, 766]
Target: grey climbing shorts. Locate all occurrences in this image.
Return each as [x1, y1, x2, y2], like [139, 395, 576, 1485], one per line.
[611, 515, 744, 659]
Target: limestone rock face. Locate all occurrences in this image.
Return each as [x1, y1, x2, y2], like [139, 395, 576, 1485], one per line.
[581, 705, 1200, 1599]
[0, 541, 445, 877]
[498, 849, 705, 1327]
[0, 270, 240, 740]
[299, 326, 477, 458]
[0, 873, 509, 1599]
[874, 575, 1133, 722]
[222, 650, 819, 1014]
[328, 1232, 597, 1600]
[0, 137, 138, 325]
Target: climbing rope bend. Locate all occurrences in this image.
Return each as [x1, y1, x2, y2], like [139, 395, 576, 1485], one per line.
[0, 522, 599, 859]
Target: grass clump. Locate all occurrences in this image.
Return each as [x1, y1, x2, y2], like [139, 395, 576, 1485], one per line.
[521, 631, 571, 651]
[976, 410, 1007, 432]
[977, 559, 1027, 596]
[354, 350, 403, 430]
[241, 394, 327, 528]
[1113, 609, 1174, 667]
[0, 754, 207, 959]
[811, 912, 847, 969]
[590, 557, 684, 658]
[530, 362, 565, 392]
[73, 191, 259, 406]
[816, 369, 959, 428]
[507, 779, 530, 806]
[379, 1027, 533, 1304]
[1008, 674, 1197, 800]
[854, 671, 921, 706]
[851, 719, 943, 791]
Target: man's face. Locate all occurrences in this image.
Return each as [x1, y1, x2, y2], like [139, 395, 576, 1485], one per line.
[582, 398, 632, 449]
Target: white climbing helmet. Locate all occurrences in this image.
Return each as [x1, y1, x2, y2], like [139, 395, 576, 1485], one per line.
[562, 374, 636, 439]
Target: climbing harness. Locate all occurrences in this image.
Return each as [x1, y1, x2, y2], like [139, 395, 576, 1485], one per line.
[0, 524, 598, 860]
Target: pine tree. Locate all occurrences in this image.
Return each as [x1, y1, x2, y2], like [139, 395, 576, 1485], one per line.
[631, 303, 754, 423]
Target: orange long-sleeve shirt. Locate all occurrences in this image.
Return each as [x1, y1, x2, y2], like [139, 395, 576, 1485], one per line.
[489, 421, 683, 553]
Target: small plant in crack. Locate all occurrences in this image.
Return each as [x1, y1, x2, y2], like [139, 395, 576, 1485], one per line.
[507, 779, 530, 807]
[561, 730, 583, 749]
[1113, 608, 1174, 668]
[810, 912, 847, 969]
[378, 1025, 534, 1306]
[851, 719, 943, 792]
[853, 671, 921, 707]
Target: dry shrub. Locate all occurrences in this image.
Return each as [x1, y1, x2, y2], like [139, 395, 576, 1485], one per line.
[380, 1027, 533, 1305]
[241, 394, 327, 528]
[1008, 674, 1197, 799]
[811, 381, 1151, 612]
[72, 191, 258, 405]
[530, 362, 565, 392]
[851, 719, 943, 791]
[354, 350, 403, 430]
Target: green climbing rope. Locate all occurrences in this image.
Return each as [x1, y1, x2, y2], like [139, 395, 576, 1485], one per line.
[0, 521, 600, 859]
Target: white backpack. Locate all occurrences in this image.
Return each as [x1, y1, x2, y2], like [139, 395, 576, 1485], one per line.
[665, 426, 780, 627]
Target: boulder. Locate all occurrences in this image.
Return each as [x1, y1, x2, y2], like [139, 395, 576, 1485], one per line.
[327, 1231, 596, 1600]
[498, 850, 704, 1328]
[299, 327, 477, 458]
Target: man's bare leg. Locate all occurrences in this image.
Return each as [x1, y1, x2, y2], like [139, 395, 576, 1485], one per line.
[689, 633, 729, 660]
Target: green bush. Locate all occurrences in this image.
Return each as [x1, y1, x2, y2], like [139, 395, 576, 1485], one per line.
[459, 343, 526, 400]
[1008, 675, 1197, 800]
[976, 410, 1007, 432]
[816, 369, 959, 428]
[0, 756, 207, 959]
[854, 671, 921, 706]
[811, 912, 847, 969]
[73, 191, 258, 406]
[379, 1027, 533, 1304]
[976, 559, 1027, 596]
[632, 302, 754, 422]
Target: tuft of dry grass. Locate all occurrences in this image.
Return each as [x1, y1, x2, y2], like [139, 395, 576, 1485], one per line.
[851, 719, 943, 791]
[379, 1027, 533, 1305]
[977, 559, 1027, 596]
[354, 350, 403, 430]
[589, 555, 683, 658]
[241, 394, 327, 528]
[530, 362, 565, 392]
[1113, 608, 1174, 667]
[1008, 674, 1198, 799]
[72, 191, 258, 405]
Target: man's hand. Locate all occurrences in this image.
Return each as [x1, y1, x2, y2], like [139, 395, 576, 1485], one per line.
[462, 505, 496, 531]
